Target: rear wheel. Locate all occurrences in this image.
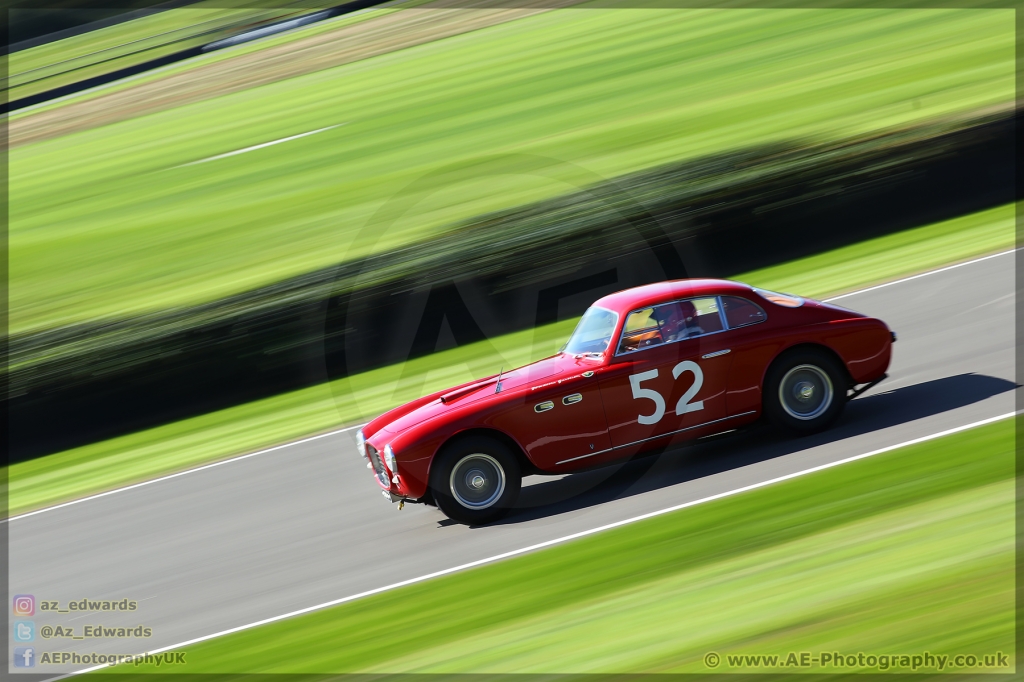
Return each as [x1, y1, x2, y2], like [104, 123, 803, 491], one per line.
[431, 435, 521, 525]
[764, 349, 847, 433]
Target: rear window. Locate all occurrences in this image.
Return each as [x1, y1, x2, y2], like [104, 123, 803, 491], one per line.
[722, 296, 767, 328]
[753, 288, 804, 308]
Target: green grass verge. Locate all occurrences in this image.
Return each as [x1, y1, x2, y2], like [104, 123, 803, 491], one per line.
[6, 202, 1013, 517]
[101, 418, 1014, 673]
[737, 202, 1015, 297]
[10, 5, 1013, 334]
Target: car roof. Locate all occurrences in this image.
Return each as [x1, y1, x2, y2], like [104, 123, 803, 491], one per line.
[593, 278, 754, 314]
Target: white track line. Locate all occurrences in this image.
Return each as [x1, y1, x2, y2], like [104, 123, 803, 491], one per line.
[824, 248, 1017, 301]
[57, 410, 1018, 679]
[3, 424, 365, 523]
[175, 124, 344, 167]
[7, 247, 1015, 524]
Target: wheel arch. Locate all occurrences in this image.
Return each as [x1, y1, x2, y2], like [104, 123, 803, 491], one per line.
[762, 342, 854, 393]
[430, 427, 538, 482]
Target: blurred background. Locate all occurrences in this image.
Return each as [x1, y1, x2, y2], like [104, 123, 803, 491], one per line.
[6, 1, 1016, 674]
[6, 0, 1014, 485]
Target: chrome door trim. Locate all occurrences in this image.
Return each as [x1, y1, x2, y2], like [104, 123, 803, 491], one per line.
[555, 410, 757, 465]
[701, 349, 731, 359]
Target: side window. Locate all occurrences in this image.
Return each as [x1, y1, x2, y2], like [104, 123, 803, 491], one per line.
[619, 298, 728, 353]
[684, 297, 725, 335]
[618, 296, 762, 353]
[618, 307, 663, 353]
[722, 296, 767, 329]
[692, 296, 724, 333]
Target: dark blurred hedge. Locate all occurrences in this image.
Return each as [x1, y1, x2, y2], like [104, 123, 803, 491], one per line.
[8, 110, 1015, 459]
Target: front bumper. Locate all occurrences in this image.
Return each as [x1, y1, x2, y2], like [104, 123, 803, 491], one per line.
[381, 489, 409, 503]
[361, 435, 412, 502]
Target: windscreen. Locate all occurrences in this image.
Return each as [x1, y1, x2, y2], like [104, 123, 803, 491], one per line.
[563, 307, 618, 354]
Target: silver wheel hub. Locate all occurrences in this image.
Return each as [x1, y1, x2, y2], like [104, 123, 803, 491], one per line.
[779, 364, 833, 420]
[450, 454, 506, 510]
[794, 381, 815, 401]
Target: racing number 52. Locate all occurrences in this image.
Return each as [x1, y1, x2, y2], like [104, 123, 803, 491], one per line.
[628, 361, 704, 425]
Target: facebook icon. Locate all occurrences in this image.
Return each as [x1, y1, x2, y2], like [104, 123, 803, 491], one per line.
[14, 647, 35, 668]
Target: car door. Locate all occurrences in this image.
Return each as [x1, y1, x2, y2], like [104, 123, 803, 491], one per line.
[717, 293, 773, 416]
[490, 364, 612, 471]
[599, 297, 732, 450]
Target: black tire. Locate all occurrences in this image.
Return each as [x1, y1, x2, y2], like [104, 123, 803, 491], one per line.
[764, 348, 847, 434]
[430, 435, 522, 525]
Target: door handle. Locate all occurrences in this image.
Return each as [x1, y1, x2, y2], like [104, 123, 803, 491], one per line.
[534, 401, 554, 413]
[562, 393, 583, 405]
[701, 349, 731, 359]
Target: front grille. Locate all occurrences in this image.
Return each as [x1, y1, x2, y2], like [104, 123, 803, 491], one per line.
[367, 444, 389, 487]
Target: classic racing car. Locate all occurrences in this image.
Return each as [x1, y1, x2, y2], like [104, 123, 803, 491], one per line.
[357, 279, 893, 524]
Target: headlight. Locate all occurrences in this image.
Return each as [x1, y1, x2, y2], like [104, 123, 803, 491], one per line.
[384, 444, 398, 476]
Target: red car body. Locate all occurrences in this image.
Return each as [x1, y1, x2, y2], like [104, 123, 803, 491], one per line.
[360, 279, 892, 505]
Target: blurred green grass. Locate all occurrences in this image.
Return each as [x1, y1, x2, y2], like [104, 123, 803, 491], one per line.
[104, 418, 1014, 673]
[10, 5, 1013, 334]
[6, 202, 1012, 516]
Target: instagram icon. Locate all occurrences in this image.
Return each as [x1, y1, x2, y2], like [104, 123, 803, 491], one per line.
[13, 595, 34, 617]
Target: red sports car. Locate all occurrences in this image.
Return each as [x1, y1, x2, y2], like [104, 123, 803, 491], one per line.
[357, 279, 893, 524]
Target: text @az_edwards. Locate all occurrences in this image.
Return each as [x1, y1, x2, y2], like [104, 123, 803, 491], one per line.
[703, 651, 1011, 671]
[40, 624, 152, 639]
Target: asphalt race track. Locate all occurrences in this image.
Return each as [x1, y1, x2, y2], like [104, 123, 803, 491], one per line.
[9, 253, 1017, 675]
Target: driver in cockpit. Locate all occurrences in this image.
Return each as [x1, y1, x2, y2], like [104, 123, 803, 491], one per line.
[654, 301, 704, 342]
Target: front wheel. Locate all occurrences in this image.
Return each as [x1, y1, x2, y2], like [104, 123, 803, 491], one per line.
[430, 435, 521, 525]
[764, 349, 847, 434]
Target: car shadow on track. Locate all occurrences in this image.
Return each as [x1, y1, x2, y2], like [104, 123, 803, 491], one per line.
[479, 372, 1018, 528]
